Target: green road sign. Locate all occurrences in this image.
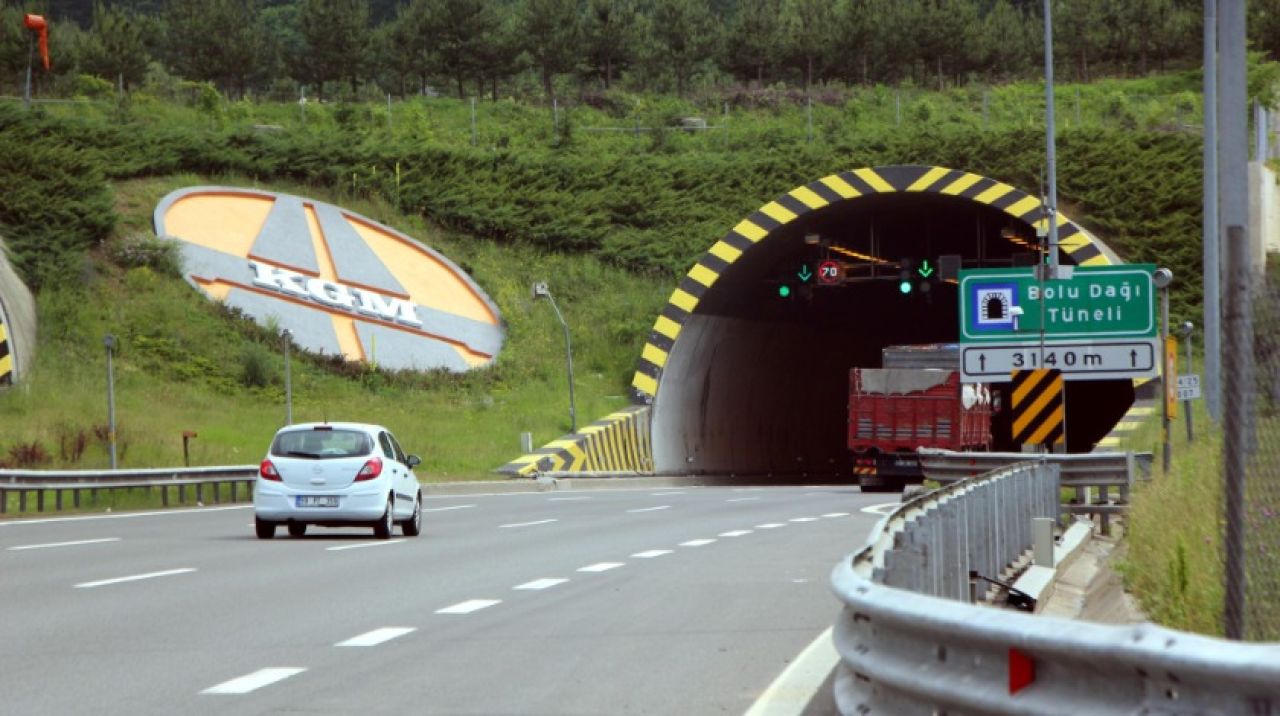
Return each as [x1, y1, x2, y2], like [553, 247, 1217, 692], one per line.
[959, 264, 1157, 342]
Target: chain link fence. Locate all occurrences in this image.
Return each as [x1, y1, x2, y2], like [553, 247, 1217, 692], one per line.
[1243, 269, 1280, 641]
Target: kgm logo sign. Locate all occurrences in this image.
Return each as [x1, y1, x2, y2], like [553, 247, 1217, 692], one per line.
[154, 187, 504, 372]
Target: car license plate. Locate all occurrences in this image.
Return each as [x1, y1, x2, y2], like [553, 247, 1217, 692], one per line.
[298, 496, 339, 508]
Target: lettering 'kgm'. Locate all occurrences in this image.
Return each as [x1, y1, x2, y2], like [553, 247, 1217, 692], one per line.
[249, 260, 423, 327]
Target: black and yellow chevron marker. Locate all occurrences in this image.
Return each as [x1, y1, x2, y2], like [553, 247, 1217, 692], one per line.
[1011, 369, 1066, 447]
[496, 406, 653, 477]
[629, 165, 1114, 402]
[0, 314, 10, 386]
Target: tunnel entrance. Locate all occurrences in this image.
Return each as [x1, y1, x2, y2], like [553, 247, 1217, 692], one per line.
[634, 166, 1135, 478]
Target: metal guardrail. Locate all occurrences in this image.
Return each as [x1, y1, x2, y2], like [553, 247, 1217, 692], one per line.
[918, 449, 1152, 535]
[0, 465, 258, 513]
[830, 462, 1280, 714]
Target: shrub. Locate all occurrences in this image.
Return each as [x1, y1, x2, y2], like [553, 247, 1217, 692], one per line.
[240, 342, 275, 388]
[7, 441, 50, 468]
[109, 234, 183, 276]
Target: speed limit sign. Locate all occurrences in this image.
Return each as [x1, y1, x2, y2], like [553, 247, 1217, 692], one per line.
[816, 260, 843, 285]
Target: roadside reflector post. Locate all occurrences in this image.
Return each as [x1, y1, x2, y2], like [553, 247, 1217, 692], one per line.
[1009, 647, 1036, 694]
[1033, 517, 1055, 567]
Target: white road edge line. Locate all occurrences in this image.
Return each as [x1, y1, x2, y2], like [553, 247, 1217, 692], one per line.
[548, 497, 591, 501]
[515, 578, 569, 590]
[743, 627, 838, 716]
[8, 537, 120, 551]
[861, 502, 900, 516]
[650, 491, 684, 496]
[335, 627, 416, 647]
[421, 505, 475, 513]
[499, 519, 558, 528]
[74, 567, 196, 589]
[577, 562, 624, 573]
[0, 505, 250, 527]
[201, 667, 307, 695]
[436, 599, 501, 614]
[627, 506, 670, 513]
[326, 539, 405, 552]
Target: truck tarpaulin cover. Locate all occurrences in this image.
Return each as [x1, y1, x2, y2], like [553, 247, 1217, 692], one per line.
[857, 369, 954, 395]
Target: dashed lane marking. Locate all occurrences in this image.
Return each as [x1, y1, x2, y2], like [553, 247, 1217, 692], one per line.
[499, 519, 558, 528]
[202, 668, 306, 695]
[577, 562, 624, 573]
[822, 512, 850, 518]
[74, 567, 195, 589]
[8, 537, 120, 551]
[335, 627, 416, 647]
[789, 517, 819, 523]
[727, 497, 760, 502]
[436, 599, 501, 614]
[756, 523, 786, 529]
[719, 530, 753, 537]
[631, 549, 673, 558]
[547, 497, 591, 501]
[515, 578, 569, 590]
[650, 491, 685, 496]
[627, 506, 670, 513]
[680, 539, 716, 547]
[326, 539, 405, 552]
[421, 504, 475, 513]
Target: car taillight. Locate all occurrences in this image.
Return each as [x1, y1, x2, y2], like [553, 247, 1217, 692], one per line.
[260, 459, 282, 481]
[355, 457, 383, 482]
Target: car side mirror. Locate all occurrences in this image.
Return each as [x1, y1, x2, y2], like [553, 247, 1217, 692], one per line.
[406, 455, 421, 468]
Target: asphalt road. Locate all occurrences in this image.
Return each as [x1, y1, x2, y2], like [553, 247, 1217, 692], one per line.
[0, 483, 888, 715]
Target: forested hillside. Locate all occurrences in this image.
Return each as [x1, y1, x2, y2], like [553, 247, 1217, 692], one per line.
[7, 0, 1280, 103]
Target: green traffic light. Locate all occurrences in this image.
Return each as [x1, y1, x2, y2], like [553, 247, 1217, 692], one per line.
[899, 280, 912, 294]
[779, 285, 791, 298]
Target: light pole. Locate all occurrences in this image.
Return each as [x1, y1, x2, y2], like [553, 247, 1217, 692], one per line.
[104, 334, 118, 470]
[1153, 268, 1174, 474]
[532, 282, 577, 433]
[1180, 321, 1195, 442]
[282, 328, 293, 426]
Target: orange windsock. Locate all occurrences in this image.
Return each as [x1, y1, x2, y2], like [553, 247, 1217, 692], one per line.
[23, 14, 50, 71]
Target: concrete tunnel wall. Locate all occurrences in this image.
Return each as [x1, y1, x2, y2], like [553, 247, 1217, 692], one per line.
[634, 165, 1135, 478]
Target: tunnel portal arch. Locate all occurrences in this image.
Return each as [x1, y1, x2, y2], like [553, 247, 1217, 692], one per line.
[632, 165, 1134, 478]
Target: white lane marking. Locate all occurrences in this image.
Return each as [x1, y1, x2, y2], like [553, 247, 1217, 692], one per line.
[515, 578, 568, 590]
[202, 667, 306, 695]
[0, 505, 250, 527]
[789, 517, 819, 523]
[436, 599, 501, 614]
[727, 497, 760, 503]
[680, 539, 716, 547]
[74, 567, 195, 589]
[756, 523, 786, 529]
[548, 497, 591, 501]
[335, 627, 416, 647]
[650, 491, 684, 496]
[421, 504, 475, 513]
[743, 627, 838, 716]
[861, 502, 899, 516]
[627, 505, 670, 513]
[8, 537, 120, 551]
[732, 487, 764, 492]
[326, 539, 405, 552]
[631, 549, 673, 558]
[578, 562, 624, 573]
[719, 530, 753, 537]
[822, 512, 850, 518]
[499, 519, 558, 528]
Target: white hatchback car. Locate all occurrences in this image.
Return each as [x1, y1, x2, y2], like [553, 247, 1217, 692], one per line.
[253, 422, 422, 539]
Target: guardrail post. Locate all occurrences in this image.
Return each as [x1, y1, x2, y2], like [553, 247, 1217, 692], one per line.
[161, 484, 169, 507]
[1033, 516, 1055, 567]
[55, 488, 63, 511]
[0, 487, 5, 514]
[230, 481, 237, 502]
[196, 483, 203, 504]
[73, 488, 81, 508]
[1099, 485, 1111, 536]
[212, 481, 221, 504]
[178, 484, 185, 503]
[19, 490, 27, 512]
[37, 489, 44, 512]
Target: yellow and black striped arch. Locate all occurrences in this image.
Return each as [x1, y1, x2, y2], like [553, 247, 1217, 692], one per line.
[0, 313, 10, 386]
[630, 165, 1115, 401]
[496, 406, 652, 476]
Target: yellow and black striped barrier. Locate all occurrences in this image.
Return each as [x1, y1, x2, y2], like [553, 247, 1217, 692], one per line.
[496, 406, 653, 476]
[0, 313, 11, 386]
[1011, 368, 1065, 447]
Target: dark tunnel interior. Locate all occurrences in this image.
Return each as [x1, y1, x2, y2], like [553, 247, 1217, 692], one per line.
[649, 193, 1135, 477]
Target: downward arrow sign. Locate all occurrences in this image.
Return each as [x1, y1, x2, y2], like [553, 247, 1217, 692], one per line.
[918, 260, 935, 278]
[797, 265, 813, 282]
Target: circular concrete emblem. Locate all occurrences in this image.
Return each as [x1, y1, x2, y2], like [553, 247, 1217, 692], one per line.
[154, 187, 504, 372]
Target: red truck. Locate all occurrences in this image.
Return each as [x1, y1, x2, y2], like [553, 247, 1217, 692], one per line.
[848, 367, 993, 491]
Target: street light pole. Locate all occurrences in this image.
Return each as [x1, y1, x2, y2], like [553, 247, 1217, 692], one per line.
[1042, 0, 1061, 278]
[282, 328, 293, 426]
[1153, 268, 1173, 474]
[104, 334, 118, 470]
[532, 282, 577, 433]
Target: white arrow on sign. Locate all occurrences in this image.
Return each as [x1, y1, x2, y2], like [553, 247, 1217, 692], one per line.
[960, 339, 1160, 382]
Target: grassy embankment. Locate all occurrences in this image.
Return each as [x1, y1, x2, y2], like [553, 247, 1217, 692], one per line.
[0, 174, 667, 506]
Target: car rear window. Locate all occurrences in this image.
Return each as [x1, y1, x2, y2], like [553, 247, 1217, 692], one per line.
[271, 429, 373, 459]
